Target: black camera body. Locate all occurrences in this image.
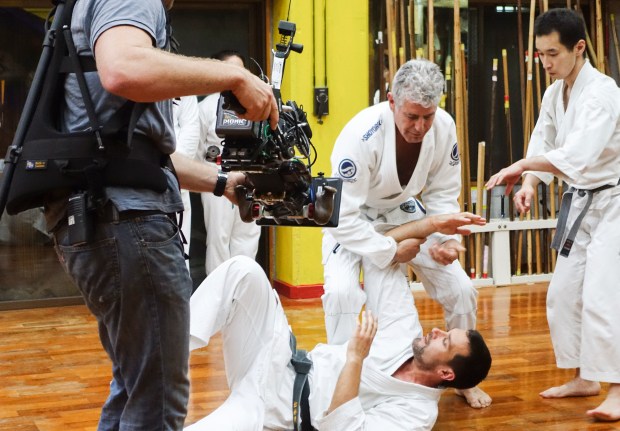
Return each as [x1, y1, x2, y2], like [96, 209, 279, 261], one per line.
[214, 21, 341, 227]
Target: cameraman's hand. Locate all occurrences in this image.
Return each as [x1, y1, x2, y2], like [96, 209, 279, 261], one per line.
[232, 70, 279, 130]
[223, 172, 248, 205]
[429, 239, 465, 266]
[393, 238, 426, 263]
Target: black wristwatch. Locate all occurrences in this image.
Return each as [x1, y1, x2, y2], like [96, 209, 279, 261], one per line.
[213, 171, 228, 197]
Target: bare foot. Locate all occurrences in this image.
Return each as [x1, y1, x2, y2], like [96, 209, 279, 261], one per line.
[455, 386, 492, 408]
[587, 384, 620, 422]
[539, 377, 600, 398]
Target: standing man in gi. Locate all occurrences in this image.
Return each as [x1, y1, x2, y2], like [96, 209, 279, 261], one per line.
[50, 1, 277, 429]
[321, 58, 491, 408]
[487, 8, 620, 422]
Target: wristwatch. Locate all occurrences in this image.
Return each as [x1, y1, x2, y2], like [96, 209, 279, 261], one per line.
[213, 171, 228, 197]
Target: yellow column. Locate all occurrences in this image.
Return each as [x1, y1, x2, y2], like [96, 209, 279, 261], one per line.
[271, 0, 369, 297]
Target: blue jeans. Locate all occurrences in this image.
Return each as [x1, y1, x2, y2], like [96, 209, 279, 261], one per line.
[54, 213, 192, 430]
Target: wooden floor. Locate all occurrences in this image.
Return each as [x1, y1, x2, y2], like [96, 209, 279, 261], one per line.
[1, 283, 620, 430]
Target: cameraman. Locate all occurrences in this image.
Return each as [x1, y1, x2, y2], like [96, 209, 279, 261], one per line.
[49, 1, 277, 430]
[321, 59, 491, 409]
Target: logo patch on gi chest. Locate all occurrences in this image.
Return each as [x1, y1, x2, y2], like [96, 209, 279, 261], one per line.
[400, 199, 417, 213]
[449, 142, 460, 166]
[338, 159, 357, 180]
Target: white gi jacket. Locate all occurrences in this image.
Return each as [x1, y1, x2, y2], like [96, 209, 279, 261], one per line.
[264, 334, 443, 431]
[526, 60, 620, 188]
[325, 101, 462, 269]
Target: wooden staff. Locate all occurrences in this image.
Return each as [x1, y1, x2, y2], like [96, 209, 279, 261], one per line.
[0, 79, 4, 129]
[445, 56, 453, 115]
[595, 0, 604, 73]
[485, 58, 499, 268]
[428, 0, 435, 63]
[461, 43, 474, 274]
[612, 14, 620, 75]
[453, 0, 466, 266]
[517, 0, 526, 125]
[386, 0, 397, 83]
[518, 0, 537, 277]
[408, 1, 416, 59]
[475, 142, 485, 279]
[399, 0, 406, 65]
[534, 52, 542, 115]
[501, 50, 514, 219]
[533, 51, 543, 274]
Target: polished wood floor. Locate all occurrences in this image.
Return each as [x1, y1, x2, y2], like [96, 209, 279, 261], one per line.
[1, 283, 620, 430]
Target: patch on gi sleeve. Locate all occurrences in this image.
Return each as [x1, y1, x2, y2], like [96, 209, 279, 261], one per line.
[400, 198, 418, 213]
[338, 159, 358, 181]
[449, 142, 460, 166]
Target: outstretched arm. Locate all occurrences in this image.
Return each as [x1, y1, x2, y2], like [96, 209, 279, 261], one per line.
[385, 212, 485, 265]
[327, 311, 378, 415]
[385, 212, 485, 243]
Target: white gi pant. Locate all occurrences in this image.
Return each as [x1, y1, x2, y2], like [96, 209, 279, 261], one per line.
[200, 188, 261, 276]
[186, 256, 293, 430]
[322, 203, 478, 344]
[547, 187, 620, 383]
[180, 190, 192, 268]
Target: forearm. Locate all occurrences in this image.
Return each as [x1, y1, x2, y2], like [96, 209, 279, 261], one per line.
[170, 153, 218, 192]
[385, 217, 435, 242]
[519, 155, 563, 177]
[327, 359, 363, 414]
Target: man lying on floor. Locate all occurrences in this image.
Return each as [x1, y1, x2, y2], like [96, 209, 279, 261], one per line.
[186, 213, 492, 430]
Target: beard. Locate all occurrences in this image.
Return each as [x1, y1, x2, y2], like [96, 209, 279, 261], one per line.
[412, 336, 433, 370]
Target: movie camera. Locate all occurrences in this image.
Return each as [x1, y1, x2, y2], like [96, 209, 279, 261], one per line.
[213, 20, 342, 227]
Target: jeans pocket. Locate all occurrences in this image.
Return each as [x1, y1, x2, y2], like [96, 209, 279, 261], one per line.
[133, 214, 179, 246]
[56, 237, 120, 317]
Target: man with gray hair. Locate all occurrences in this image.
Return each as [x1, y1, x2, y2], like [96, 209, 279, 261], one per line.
[321, 59, 491, 408]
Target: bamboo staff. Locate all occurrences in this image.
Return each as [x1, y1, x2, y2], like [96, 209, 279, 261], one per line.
[428, 0, 435, 63]
[408, 1, 416, 60]
[501, 50, 514, 221]
[461, 43, 474, 275]
[0, 79, 4, 129]
[484, 58, 499, 278]
[595, 0, 604, 73]
[517, 0, 526, 127]
[518, 0, 537, 277]
[453, 0, 466, 266]
[612, 14, 620, 76]
[475, 142, 485, 279]
[399, 0, 406, 65]
[386, 0, 397, 84]
[445, 56, 453, 115]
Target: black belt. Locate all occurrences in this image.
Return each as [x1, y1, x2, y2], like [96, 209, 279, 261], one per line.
[290, 332, 316, 431]
[551, 179, 620, 257]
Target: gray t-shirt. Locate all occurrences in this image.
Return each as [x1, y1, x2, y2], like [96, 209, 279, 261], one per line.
[47, 0, 183, 230]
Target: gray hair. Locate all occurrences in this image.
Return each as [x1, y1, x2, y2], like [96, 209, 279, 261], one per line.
[391, 59, 444, 108]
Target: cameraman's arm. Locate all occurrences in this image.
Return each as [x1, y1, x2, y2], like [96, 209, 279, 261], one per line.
[94, 24, 278, 128]
[170, 153, 244, 204]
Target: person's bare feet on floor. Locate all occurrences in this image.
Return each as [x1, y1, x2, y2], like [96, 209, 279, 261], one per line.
[455, 386, 492, 408]
[587, 383, 620, 422]
[539, 376, 600, 398]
